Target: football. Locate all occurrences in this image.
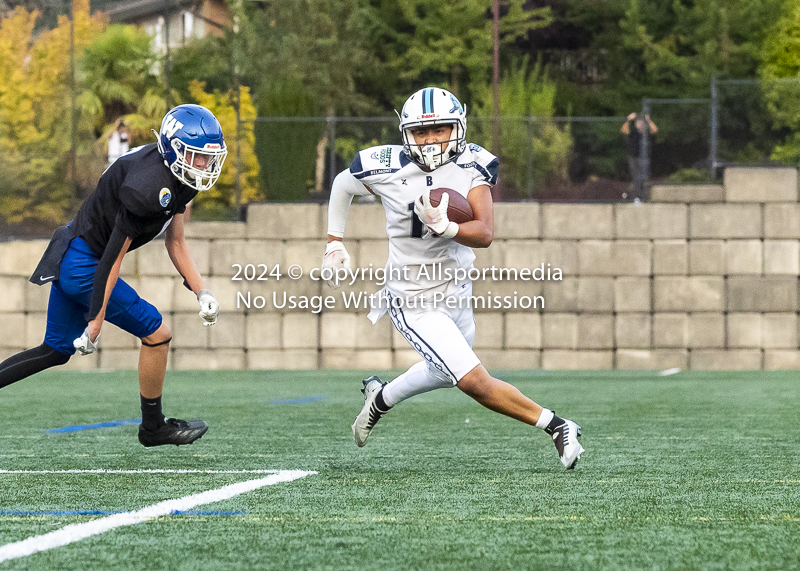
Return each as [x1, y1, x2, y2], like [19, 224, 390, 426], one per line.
[425, 188, 474, 224]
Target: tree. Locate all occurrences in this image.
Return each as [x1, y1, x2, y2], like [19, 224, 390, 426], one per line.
[189, 80, 260, 213]
[760, 1, 800, 163]
[239, 0, 379, 200]
[472, 56, 571, 198]
[371, 0, 551, 107]
[0, 0, 104, 224]
[78, 24, 156, 129]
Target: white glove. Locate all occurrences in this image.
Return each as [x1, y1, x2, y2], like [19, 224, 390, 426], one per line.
[197, 289, 219, 326]
[321, 241, 351, 288]
[73, 327, 99, 356]
[414, 190, 458, 238]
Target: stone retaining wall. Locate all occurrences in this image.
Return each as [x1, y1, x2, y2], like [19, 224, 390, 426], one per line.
[2, 167, 798, 371]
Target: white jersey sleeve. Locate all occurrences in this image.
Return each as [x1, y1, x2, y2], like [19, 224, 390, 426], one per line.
[349, 145, 408, 193]
[327, 169, 370, 238]
[457, 143, 500, 188]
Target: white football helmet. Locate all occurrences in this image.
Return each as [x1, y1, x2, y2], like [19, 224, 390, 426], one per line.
[397, 87, 467, 169]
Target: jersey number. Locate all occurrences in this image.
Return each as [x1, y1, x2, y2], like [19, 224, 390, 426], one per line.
[407, 202, 424, 238]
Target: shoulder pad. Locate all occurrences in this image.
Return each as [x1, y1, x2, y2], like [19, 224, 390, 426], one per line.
[349, 145, 406, 181]
[457, 143, 500, 185]
[120, 162, 175, 217]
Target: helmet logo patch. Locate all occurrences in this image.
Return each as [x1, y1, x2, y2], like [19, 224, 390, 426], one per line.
[449, 94, 463, 114]
[204, 143, 221, 149]
[159, 188, 172, 208]
[420, 113, 437, 119]
[161, 116, 184, 138]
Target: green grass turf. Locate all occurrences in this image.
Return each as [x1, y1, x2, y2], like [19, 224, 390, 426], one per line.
[0, 369, 798, 570]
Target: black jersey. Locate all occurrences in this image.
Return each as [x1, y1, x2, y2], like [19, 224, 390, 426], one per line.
[71, 144, 198, 255]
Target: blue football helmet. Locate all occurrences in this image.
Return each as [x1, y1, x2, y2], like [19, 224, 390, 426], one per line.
[155, 104, 228, 191]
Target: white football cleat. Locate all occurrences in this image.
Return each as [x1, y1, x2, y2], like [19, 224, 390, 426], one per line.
[351, 376, 387, 447]
[551, 419, 584, 470]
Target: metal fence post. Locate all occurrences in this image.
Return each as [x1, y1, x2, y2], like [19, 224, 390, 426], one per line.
[526, 116, 534, 199]
[641, 99, 651, 201]
[327, 116, 337, 195]
[710, 75, 718, 181]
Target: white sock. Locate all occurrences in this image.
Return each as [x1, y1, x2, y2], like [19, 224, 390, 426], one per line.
[382, 361, 453, 407]
[535, 408, 554, 429]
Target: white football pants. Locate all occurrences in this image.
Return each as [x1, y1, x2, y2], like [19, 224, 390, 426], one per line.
[382, 282, 480, 407]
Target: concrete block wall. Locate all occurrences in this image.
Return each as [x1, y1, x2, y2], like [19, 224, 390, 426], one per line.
[2, 167, 800, 371]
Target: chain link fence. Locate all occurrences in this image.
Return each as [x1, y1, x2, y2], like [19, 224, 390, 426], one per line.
[252, 115, 633, 204]
[4, 77, 800, 237]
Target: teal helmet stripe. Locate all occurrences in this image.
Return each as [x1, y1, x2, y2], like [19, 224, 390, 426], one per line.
[422, 87, 436, 114]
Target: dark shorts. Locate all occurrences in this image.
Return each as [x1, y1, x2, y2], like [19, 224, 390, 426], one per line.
[44, 238, 162, 355]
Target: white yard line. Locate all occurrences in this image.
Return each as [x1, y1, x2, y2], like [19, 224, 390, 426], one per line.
[0, 469, 284, 475]
[0, 469, 316, 563]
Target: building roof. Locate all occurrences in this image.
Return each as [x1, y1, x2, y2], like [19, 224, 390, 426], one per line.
[105, 0, 199, 24]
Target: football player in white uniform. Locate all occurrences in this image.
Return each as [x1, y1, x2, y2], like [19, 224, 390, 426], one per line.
[322, 87, 584, 469]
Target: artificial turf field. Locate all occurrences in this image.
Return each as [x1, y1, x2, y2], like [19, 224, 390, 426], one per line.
[0, 369, 798, 570]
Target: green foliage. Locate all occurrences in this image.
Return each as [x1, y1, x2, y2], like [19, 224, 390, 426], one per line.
[79, 24, 156, 128]
[760, 1, 800, 163]
[378, 0, 551, 105]
[243, 0, 376, 116]
[667, 167, 711, 183]
[0, 1, 104, 224]
[168, 35, 232, 103]
[254, 79, 325, 202]
[189, 81, 260, 209]
[472, 56, 571, 198]
[238, 0, 379, 201]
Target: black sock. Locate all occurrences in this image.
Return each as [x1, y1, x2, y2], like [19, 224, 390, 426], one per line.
[0, 344, 70, 389]
[374, 388, 391, 413]
[544, 414, 565, 436]
[140, 395, 166, 431]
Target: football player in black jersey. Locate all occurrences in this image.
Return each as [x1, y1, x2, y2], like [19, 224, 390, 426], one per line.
[0, 104, 228, 447]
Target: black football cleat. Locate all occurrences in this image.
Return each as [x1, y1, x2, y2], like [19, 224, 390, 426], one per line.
[138, 418, 209, 447]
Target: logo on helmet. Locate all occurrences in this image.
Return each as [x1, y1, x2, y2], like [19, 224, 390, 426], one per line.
[420, 113, 437, 119]
[449, 94, 463, 114]
[161, 116, 184, 138]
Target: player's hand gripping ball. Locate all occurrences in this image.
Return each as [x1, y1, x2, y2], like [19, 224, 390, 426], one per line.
[322, 241, 351, 288]
[427, 188, 474, 224]
[415, 188, 473, 238]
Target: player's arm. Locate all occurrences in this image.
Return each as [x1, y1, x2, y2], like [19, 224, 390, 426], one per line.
[165, 213, 219, 326]
[453, 185, 494, 249]
[80, 226, 132, 350]
[323, 169, 370, 287]
[165, 213, 203, 293]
